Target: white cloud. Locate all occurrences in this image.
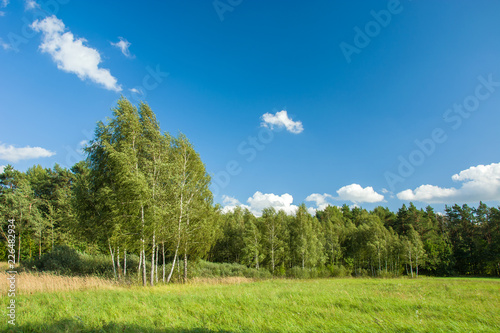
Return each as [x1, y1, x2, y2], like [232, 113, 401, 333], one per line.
[31, 16, 122, 92]
[261, 110, 303, 134]
[221, 192, 299, 217]
[335, 184, 385, 203]
[220, 195, 252, 214]
[0, 11, 5, 16]
[129, 88, 142, 94]
[0, 165, 5, 174]
[305, 193, 333, 211]
[247, 191, 298, 216]
[0, 143, 55, 162]
[222, 195, 240, 206]
[111, 37, 133, 58]
[1, 0, 9, 8]
[25, 0, 39, 10]
[397, 162, 500, 203]
[0, 37, 10, 50]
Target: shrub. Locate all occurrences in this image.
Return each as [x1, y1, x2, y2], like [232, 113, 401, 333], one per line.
[189, 260, 271, 279]
[329, 264, 350, 277]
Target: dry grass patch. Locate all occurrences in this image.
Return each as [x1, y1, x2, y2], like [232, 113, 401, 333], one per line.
[0, 271, 117, 295]
[187, 276, 255, 285]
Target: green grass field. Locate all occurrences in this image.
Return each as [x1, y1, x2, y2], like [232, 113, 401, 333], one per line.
[2, 277, 499, 332]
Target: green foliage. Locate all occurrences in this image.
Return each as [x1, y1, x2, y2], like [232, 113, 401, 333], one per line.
[181, 260, 272, 279]
[23, 245, 140, 278]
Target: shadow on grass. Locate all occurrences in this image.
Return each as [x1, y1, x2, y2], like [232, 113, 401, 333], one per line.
[4, 318, 279, 333]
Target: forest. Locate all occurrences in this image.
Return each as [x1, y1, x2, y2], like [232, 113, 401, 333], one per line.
[1, 98, 499, 285]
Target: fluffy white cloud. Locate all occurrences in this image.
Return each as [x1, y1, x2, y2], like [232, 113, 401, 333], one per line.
[397, 162, 500, 203]
[0, 143, 55, 162]
[111, 37, 133, 58]
[25, 0, 39, 10]
[397, 185, 458, 202]
[305, 193, 333, 211]
[247, 191, 298, 216]
[221, 192, 299, 217]
[220, 195, 251, 214]
[261, 110, 303, 134]
[335, 184, 385, 203]
[31, 16, 121, 92]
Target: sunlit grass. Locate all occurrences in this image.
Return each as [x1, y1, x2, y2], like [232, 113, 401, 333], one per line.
[1, 275, 499, 332]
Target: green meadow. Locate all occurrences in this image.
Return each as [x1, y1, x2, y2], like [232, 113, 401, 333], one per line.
[2, 277, 499, 333]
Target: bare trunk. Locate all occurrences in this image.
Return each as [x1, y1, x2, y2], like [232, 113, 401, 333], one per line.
[109, 240, 116, 279]
[124, 249, 127, 277]
[177, 255, 181, 280]
[141, 205, 147, 286]
[183, 252, 188, 283]
[162, 242, 165, 282]
[138, 250, 142, 277]
[150, 231, 156, 286]
[117, 246, 121, 279]
[166, 243, 179, 283]
[142, 248, 147, 286]
[168, 169, 185, 283]
[415, 254, 419, 278]
[155, 245, 159, 283]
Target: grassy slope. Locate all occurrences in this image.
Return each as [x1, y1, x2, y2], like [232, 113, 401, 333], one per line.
[1, 277, 499, 332]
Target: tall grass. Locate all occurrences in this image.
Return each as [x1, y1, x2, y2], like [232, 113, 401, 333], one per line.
[1, 277, 498, 332]
[0, 271, 117, 295]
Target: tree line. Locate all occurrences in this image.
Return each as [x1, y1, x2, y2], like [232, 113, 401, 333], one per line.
[0, 98, 499, 282]
[211, 202, 500, 277]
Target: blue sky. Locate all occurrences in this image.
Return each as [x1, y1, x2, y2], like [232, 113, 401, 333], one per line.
[1, 0, 500, 215]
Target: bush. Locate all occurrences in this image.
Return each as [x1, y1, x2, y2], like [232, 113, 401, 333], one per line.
[189, 260, 271, 279]
[23, 245, 142, 278]
[329, 264, 350, 277]
[27, 245, 83, 275]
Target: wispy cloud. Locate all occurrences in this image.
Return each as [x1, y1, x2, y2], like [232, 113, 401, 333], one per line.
[31, 15, 122, 92]
[397, 162, 500, 203]
[111, 37, 133, 58]
[129, 88, 142, 94]
[0, 37, 11, 50]
[0, 143, 55, 162]
[1, 0, 9, 8]
[261, 110, 304, 134]
[24, 0, 39, 10]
